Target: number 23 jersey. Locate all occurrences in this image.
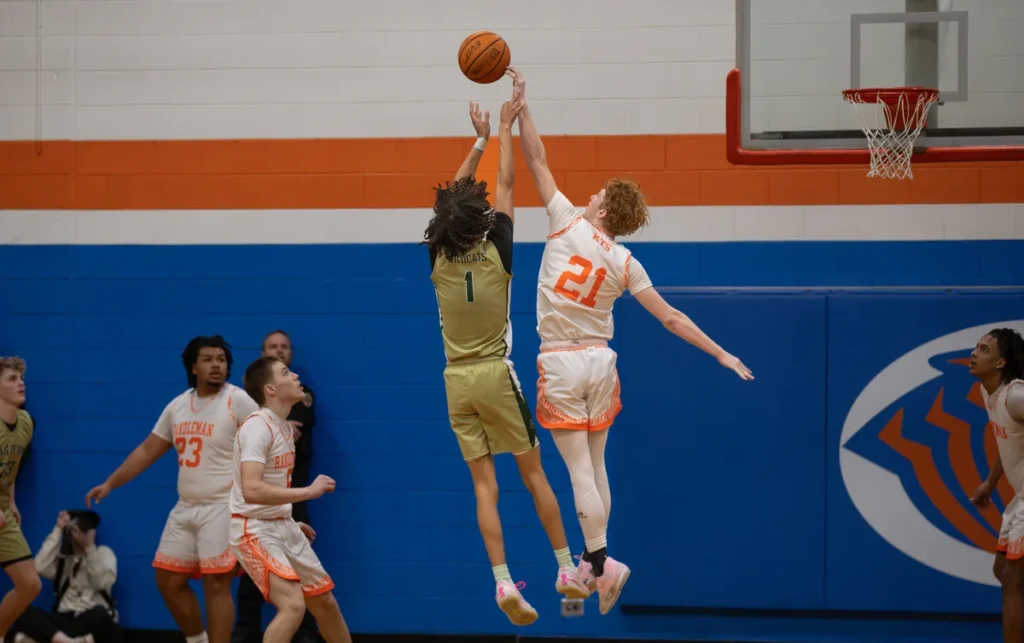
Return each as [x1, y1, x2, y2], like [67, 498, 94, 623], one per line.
[152, 383, 260, 505]
[537, 190, 653, 343]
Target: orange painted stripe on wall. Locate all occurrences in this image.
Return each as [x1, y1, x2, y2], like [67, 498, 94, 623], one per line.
[2, 135, 1023, 210]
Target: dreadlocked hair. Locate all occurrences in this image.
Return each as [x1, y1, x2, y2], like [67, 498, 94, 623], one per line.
[422, 176, 497, 261]
[181, 335, 234, 388]
[989, 328, 1024, 384]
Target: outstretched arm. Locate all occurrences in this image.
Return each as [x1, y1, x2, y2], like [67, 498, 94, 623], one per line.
[494, 97, 524, 221]
[86, 405, 176, 506]
[104, 434, 173, 490]
[454, 102, 490, 181]
[508, 67, 558, 207]
[633, 287, 754, 381]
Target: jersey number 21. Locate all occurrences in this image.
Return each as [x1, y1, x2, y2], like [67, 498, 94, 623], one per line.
[554, 255, 606, 308]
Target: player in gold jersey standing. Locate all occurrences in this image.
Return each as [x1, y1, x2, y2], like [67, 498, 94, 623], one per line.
[423, 84, 589, 627]
[0, 357, 41, 640]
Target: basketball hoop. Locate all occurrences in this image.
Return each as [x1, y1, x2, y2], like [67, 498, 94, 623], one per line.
[842, 87, 940, 180]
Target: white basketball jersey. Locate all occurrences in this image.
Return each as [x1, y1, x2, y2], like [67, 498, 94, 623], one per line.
[536, 191, 654, 343]
[230, 408, 296, 520]
[152, 383, 258, 504]
[983, 379, 1024, 495]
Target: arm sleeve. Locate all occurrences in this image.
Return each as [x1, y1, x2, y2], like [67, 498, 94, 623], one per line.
[150, 402, 174, 443]
[237, 419, 272, 465]
[625, 255, 654, 296]
[488, 212, 514, 275]
[545, 191, 579, 236]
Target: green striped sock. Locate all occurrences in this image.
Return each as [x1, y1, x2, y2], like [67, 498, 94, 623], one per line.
[492, 564, 512, 583]
[555, 547, 573, 567]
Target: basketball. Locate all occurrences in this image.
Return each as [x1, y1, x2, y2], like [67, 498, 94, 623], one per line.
[458, 31, 511, 84]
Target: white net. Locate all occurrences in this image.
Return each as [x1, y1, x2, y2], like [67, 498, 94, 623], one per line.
[843, 89, 940, 180]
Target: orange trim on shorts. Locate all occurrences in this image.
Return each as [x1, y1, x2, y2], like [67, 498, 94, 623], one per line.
[302, 575, 336, 598]
[536, 359, 589, 430]
[1003, 535, 1024, 561]
[588, 369, 622, 431]
[236, 517, 300, 600]
[152, 552, 203, 579]
[235, 516, 334, 599]
[201, 548, 239, 575]
[153, 551, 238, 579]
[535, 358, 622, 432]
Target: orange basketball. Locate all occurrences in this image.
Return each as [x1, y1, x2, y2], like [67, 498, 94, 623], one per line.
[458, 31, 511, 84]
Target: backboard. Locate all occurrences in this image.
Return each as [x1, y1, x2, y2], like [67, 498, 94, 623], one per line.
[730, 0, 1024, 166]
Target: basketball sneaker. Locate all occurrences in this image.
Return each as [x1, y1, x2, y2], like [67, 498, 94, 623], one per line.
[495, 579, 538, 626]
[555, 563, 590, 599]
[595, 556, 631, 615]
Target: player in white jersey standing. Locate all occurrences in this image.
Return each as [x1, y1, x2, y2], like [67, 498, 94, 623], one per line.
[85, 336, 259, 643]
[507, 67, 754, 615]
[966, 328, 1024, 643]
[232, 355, 350, 643]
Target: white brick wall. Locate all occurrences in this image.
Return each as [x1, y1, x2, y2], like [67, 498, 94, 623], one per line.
[0, 0, 733, 140]
[1, 0, 1018, 141]
[749, 0, 1024, 134]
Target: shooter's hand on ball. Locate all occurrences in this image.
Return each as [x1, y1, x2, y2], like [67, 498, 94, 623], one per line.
[506, 65, 525, 101]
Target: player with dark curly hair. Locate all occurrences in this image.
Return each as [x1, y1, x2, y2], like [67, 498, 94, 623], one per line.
[425, 89, 588, 627]
[510, 65, 754, 616]
[85, 335, 258, 643]
[968, 327, 1024, 640]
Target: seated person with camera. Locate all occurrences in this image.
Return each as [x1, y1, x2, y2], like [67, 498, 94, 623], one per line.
[8, 510, 120, 643]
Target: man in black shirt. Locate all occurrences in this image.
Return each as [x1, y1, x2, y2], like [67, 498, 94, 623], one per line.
[231, 330, 319, 643]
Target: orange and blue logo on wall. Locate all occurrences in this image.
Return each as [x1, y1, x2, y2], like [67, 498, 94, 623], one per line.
[840, 320, 1024, 587]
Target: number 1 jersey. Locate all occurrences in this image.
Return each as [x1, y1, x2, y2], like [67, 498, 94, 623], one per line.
[429, 211, 515, 364]
[537, 190, 654, 343]
[151, 383, 260, 505]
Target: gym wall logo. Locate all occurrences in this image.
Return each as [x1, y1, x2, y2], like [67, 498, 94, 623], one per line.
[840, 320, 1024, 587]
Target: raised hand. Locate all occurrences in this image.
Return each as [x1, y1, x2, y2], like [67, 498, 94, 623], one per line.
[505, 66, 525, 101]
[469, 101, 490, 140]
[499, 97, 525, 128]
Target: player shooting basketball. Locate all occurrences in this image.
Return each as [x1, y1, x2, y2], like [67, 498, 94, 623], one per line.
[422, 78, 589, 626]
[508, 65, 753, 615]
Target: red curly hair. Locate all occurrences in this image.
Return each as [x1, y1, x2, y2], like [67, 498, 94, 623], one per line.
[600, 178, 649, 237]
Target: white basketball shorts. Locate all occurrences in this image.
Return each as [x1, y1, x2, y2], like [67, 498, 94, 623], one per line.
[229, 515, 334, 600]
[153, 499, 237, 577]
[536, 341, 621, 432]
[999, 495, 1024, 560]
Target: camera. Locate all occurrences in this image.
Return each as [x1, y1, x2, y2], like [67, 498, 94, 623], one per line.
[59, 509, 101, 557]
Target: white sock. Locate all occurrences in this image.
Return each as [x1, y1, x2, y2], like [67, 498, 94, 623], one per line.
[185, 633, 209, 643]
